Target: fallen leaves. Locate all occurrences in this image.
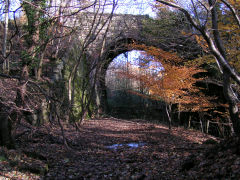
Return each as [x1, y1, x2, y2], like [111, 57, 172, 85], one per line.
[0, 118, 239, 179]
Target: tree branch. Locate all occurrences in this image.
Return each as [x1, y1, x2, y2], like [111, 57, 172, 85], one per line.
[156, 0, 201, 31]
[155, 0, 240, 86]
[220, 0, 240, 27]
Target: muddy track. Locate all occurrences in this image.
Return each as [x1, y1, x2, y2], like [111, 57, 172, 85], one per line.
[0, 118, 216, 179]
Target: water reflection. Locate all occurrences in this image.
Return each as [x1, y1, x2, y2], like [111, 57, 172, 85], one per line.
[106, 142, 146, 150]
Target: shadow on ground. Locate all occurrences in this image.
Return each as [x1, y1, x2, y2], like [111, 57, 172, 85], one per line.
[1, 118, 216, 179]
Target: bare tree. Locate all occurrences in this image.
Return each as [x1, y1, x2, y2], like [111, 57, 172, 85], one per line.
[66, 0, 118, 121]
[156, 0, 240, 136]
[2, 0, 9, 72]
[0, 0, 119, 147]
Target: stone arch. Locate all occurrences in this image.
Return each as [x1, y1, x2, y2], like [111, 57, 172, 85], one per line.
[95, 33, 202, 114]
[95, 38, 136, 114]
[95, 36, 168, 114]
[90, 12, 203, 114]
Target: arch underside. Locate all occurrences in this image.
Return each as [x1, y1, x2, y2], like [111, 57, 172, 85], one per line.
[95, 33, 202, 114]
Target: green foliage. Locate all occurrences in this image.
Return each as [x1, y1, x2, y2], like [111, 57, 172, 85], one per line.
[107, 89, 141, 108]
[39, 0, 51, 43]
[185, 55, 223, 80]
[20, 50, 33, 65]
[21, 0, 50, 66]
[65, 42, 94, 122]
[39, 19, 50, 42]
[142, 10, 190, 43]
[0, 155, 7, 162]
[72, 58, 93, 121]
[22, 2, 37, 46]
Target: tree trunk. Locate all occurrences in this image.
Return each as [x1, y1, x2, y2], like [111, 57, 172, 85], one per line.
[199, 112, 204, 133]
[166, 104, 172, 130]
[178, 103, 181, 121]
[2, 0, 9, 72]
[15, 65, 28, 107]
[95, 75, 109, 116]
[217, 121, 224, 137]
[68, 75, 74, 122]
[36, 99, 48, 126]
[228, 117, 234, 136]
[188, 115, 191, 129]
[223, 73, 240, 136]
[0, 95, 14, 148]
[14, 65, 30, 127]
[0, 110, 13, 148]
[206, 120, 209, 134]
[200, 119, 203, 133]
[156, 0, 240, 137]
[68, 76, 72, 103]
[36, 48, 47, 80]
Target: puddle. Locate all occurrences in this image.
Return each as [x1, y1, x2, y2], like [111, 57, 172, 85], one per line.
[106, 142, 146, 150]
[127, 142, 146, 148]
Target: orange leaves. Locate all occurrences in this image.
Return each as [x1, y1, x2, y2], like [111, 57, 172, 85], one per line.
[129, 44, 182, 65]
[148, 65, 203, 104]
[119, 44, 215, 112]
[228, 0, 240, 10]
[195, 35, 209, 53]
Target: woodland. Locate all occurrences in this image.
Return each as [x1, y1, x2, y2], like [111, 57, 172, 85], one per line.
[0, 0, 240, 179]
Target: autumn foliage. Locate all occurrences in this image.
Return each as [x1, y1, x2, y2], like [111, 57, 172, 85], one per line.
[118, 44, 215, 113]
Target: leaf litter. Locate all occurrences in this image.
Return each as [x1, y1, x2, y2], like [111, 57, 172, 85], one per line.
[0, 118, 239, 179]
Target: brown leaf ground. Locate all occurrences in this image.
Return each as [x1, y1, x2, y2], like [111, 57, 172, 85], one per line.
[0, 118, 232, 179]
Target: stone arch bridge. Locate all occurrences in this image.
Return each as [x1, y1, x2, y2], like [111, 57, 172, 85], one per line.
[65, 12, 201, 113]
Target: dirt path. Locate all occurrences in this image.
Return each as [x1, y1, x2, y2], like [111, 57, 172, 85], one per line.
[0, 118, 216, 179]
